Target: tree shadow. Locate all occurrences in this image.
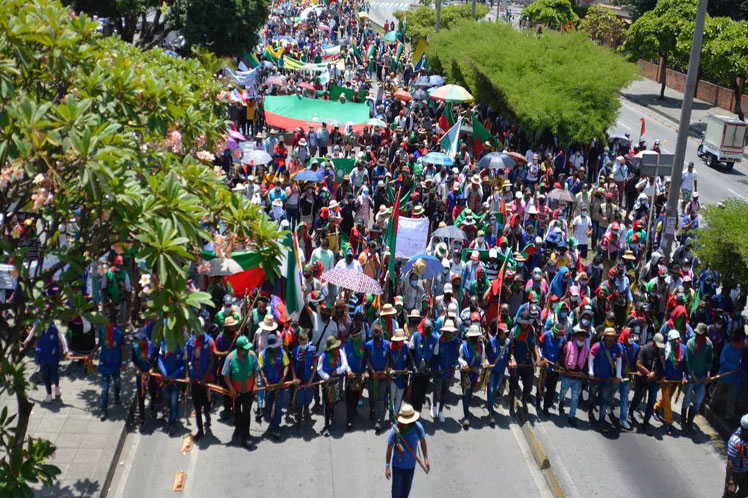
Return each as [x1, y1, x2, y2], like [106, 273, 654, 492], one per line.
[37, 478, 100, 498]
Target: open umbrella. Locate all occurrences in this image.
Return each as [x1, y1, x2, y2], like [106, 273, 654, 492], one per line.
[402, 254, 442, 279]
[319, 24, 330, 31]
[412, 89, 429, 100]
[432, 225, 466, 241]
[478, 152, 515, 170]
[505, 151, 528, 164]
[293, 169, 324, 182]
[393, 88, 412, 102]
[548, 188, 574, 203]
[414, 76, 432, 88]
[203, 258, 244, 277]
[227, 129, 246, 141]
[368, 117, 387, 127]
[299, 82, 316, 91]
[429, 75, 445, 86]
[242, 149, 273, 165]
[422, 151, 454, 166]
[265, 75, 286, 86]
[429, 84, 473, 103]
[383, 30, 398, 42]
[321, 268, 383, 295]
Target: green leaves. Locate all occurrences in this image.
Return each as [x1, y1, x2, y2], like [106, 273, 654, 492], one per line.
[696, 201, 748, 289]
[134, 217, 191, 287]
[393, 4, 488, 42]
[521, 0, 579, 30]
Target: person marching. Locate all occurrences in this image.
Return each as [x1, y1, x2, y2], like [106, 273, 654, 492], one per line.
[682, 323, 713, 432]
[366, 322, 391, 432]
[131, 327, 157, 424]
[185, 324, 217, 440]
[559, 326, 591, 427]
[385, 402, 430, 498]
[458, 324, 487, 429]
[724, 414, 748, 498]
[317, 335, 350, 436]
[535, 322, 566, 416]
[344, 327, 367, 430]
[588, 327, 622, 429]
[215, 315, 239, 421]
[654, 329, 687, 434]
[389, 329, 413, 423]
[292, 330, 316, 424]
[258, 333, 290, 440]
[23, 323, 69, 403]
[509, 311, 537, 417]
[485, 322, 511, 426]
[408, 319, 439, 415]
[157, 337, 186, 435]
[98, 321, 125, 421]
[616, 326, 640, 430]
[222, 336, 258, 448]
[433, 318, 460, 423]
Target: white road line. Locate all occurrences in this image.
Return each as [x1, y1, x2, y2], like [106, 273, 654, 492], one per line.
[182, 436, 202, 498]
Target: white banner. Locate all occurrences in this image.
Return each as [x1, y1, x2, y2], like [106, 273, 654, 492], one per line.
[395, 217, 429, 260]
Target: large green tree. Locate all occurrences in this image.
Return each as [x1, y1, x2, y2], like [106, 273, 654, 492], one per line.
[623, 0, 696, 99]
[579, 4, 628, 48]
[0, 0, 281, 493]
[699, 17, 748, 120]
[521, 0, 579, 31]
[427, 21, 639, 145]
[695, 201, 748, 290]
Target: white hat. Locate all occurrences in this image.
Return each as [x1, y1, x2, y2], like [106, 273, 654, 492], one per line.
[466, 324, 482, 338]
[488, 248, 498, 259]
[667, 329, 681, 341]
[397, 402, 420, 424]
[441, 319, 457, 333]
[741, 414, 748, 430]
[272, 198, 283, 207]
[443, 283, 453, 293]
[260, 314, 278, 331]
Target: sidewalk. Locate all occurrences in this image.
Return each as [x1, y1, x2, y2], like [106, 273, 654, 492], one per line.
[620, 78, 741, 136]
[0, 359, 134, 497]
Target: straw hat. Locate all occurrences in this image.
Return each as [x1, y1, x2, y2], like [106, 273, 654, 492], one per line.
[408, 309, 421, 319]
[413, 205, 425, 216]
[272, 198, 283, 207]
[325, 335, 341, 351]
[412, 258, 427, 276]
[381, 303, 397, 316]
[622, 250, 636, 261]
[466, 324, 482, 338]
[397, 402, 420, 424]
[259, 314, 278, 331]
[298, 138, 307, 146]
[471, 174, 481, 185]
[653, 333, 666, 348]
[391, 329, 407, 342]
[224, 315, 239, 328]
[441, 319, 458, 332]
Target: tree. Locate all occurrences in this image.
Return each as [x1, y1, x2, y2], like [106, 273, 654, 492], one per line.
[393, 4, 488, 42]
[65, 0, 172, 48]
[579, 5, 628, 48]
[695, 201, 748, 290]
[622, 0, 657, 20]
[170, 0, 270, 57]
[708, 0, 748, 21]
[0, 0, 282, 493]
[521, 0, 579, 31]
[699, 17, 748, 120]
[623, 0, 696, 99]
[427, 21, 639, 145]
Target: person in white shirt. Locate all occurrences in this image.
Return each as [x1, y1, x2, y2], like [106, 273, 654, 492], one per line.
[334, 249, 363, 272]
[680, 161, 698, 209]
[571, 208, 593, 259]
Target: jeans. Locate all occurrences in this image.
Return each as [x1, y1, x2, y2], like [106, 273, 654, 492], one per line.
[618, 379, 631, 424]
[597, 380, 615, 421]
[591, 220, 601, 249]
[432, 376, 451, 413]
[234, 392, 254, 440]
[391, 383, 406, 422]
[559, 376, 582, 418]
[631, 381, 659, 424]
[100, 370, 121, 412]
[487, 371, 505, 416]
[40, 362, 60, 395]
[683, 380, 706, 411]
[164, 382, 180, 424]
[392, 467, 415, 498]
[266, 389, 285, 430]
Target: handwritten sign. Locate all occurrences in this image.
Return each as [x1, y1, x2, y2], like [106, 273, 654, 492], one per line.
[395, 217, 429, 259]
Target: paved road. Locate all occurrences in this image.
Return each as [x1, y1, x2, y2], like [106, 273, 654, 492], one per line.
[109, 392, 550, 497]
[613, 91, 748, 207]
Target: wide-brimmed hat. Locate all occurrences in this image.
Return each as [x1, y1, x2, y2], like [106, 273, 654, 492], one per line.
[298, 138, 307, 146]
[328, 200, 340, 209]
[224, 315, 239, 328]
[413, 205, 425, 216]
[471, 174, 481, 185]
[572, 325, 589, 337]
[441, 319, 457, 333]
[391, 329, 407, 342]
[653, 333, 666, 348]
[381, 303, 397, 316]
[443, 283, 453, 293]
[325, 335, 341, 351]
[622, 250, 636, 261]
[408, 309, 421, 319]
[466, 324, 482, 338]
[668, 329, 681, 341]
[266, 333, 282, 348]
[695, 323, 707, 336]
[259, 314, 278, 331]
[272, 198, 283, 207]
[236, 335, 252, 351]
[397, 402, 420, 424]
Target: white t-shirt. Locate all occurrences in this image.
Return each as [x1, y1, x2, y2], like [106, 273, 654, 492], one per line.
[681, 170, 696, 192]
[572, 215, 592, 245]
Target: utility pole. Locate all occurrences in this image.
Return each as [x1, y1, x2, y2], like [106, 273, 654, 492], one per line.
[435, 0, 442, 31]
[471, 0, 477, 19]
[659, 0, 708, 259]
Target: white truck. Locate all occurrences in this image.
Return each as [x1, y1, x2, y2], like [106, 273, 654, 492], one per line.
[697, 114, 747, 170]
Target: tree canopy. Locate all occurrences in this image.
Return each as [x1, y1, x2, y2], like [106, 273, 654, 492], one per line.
[698, 17, 748, 120]
[521, 0, 579, 30]
[579, 4, 628, 48]
[427, 21, 638, 145]
[392, 4, 488, 42]
[0, 0, 281, 492]
[695, 201, 748, 290]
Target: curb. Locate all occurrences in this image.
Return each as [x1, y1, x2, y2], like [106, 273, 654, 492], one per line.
[513, 404, 566, 498]
[100, 417, 130, 498]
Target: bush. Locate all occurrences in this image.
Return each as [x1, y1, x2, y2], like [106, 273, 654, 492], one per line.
[521, 0, 579, 30]
[393, 4, 489, 42]
[695, 201, 748, 289]
[427, 21, 639, 145]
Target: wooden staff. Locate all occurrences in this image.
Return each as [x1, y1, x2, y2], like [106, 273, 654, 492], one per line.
[147, 372, 232, 397]
[388, 396, 429, 474]
[67, 353, 95, 374]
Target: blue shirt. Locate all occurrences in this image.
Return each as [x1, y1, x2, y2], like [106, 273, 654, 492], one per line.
[388, 421, 426, 470]
[185, 333, 216, 381]
[719, 344, 743, 385]
[435, 337, 460, 379]
[410, 331, 438, 368]
[663, 344, 687, 380]
[539, 331, 565, 371]
[486, 335, 511, 374]
[591, 342, 621, 379]
[365, 338, 390, 371]
[293, 344, 317, 382]
[131, 337, 155, 373]
[98, 325, 124, 374]
[389, 345, 411, 388]
[36, 325, 63, 365]
[344, 340, 366, 374]
[158, 342, 186, 379]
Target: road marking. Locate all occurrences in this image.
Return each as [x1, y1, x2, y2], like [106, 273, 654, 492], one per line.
[508, 423, 554, 498]
[728, 188, 748, 201]
[182, 433, 202, 498]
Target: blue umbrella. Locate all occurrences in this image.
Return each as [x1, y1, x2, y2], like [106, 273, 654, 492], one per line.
[401, 254, 442, 279]
[293, 169, 323, 182]
[422, 152, 454, 166]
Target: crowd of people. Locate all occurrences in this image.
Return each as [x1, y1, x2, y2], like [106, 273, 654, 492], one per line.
[19, 0, 748, 487]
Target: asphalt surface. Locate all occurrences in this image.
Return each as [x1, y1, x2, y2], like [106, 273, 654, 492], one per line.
[108, 392, 550, 497]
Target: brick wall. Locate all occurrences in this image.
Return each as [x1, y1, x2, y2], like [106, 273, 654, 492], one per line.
[637, 60, 748, 115]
